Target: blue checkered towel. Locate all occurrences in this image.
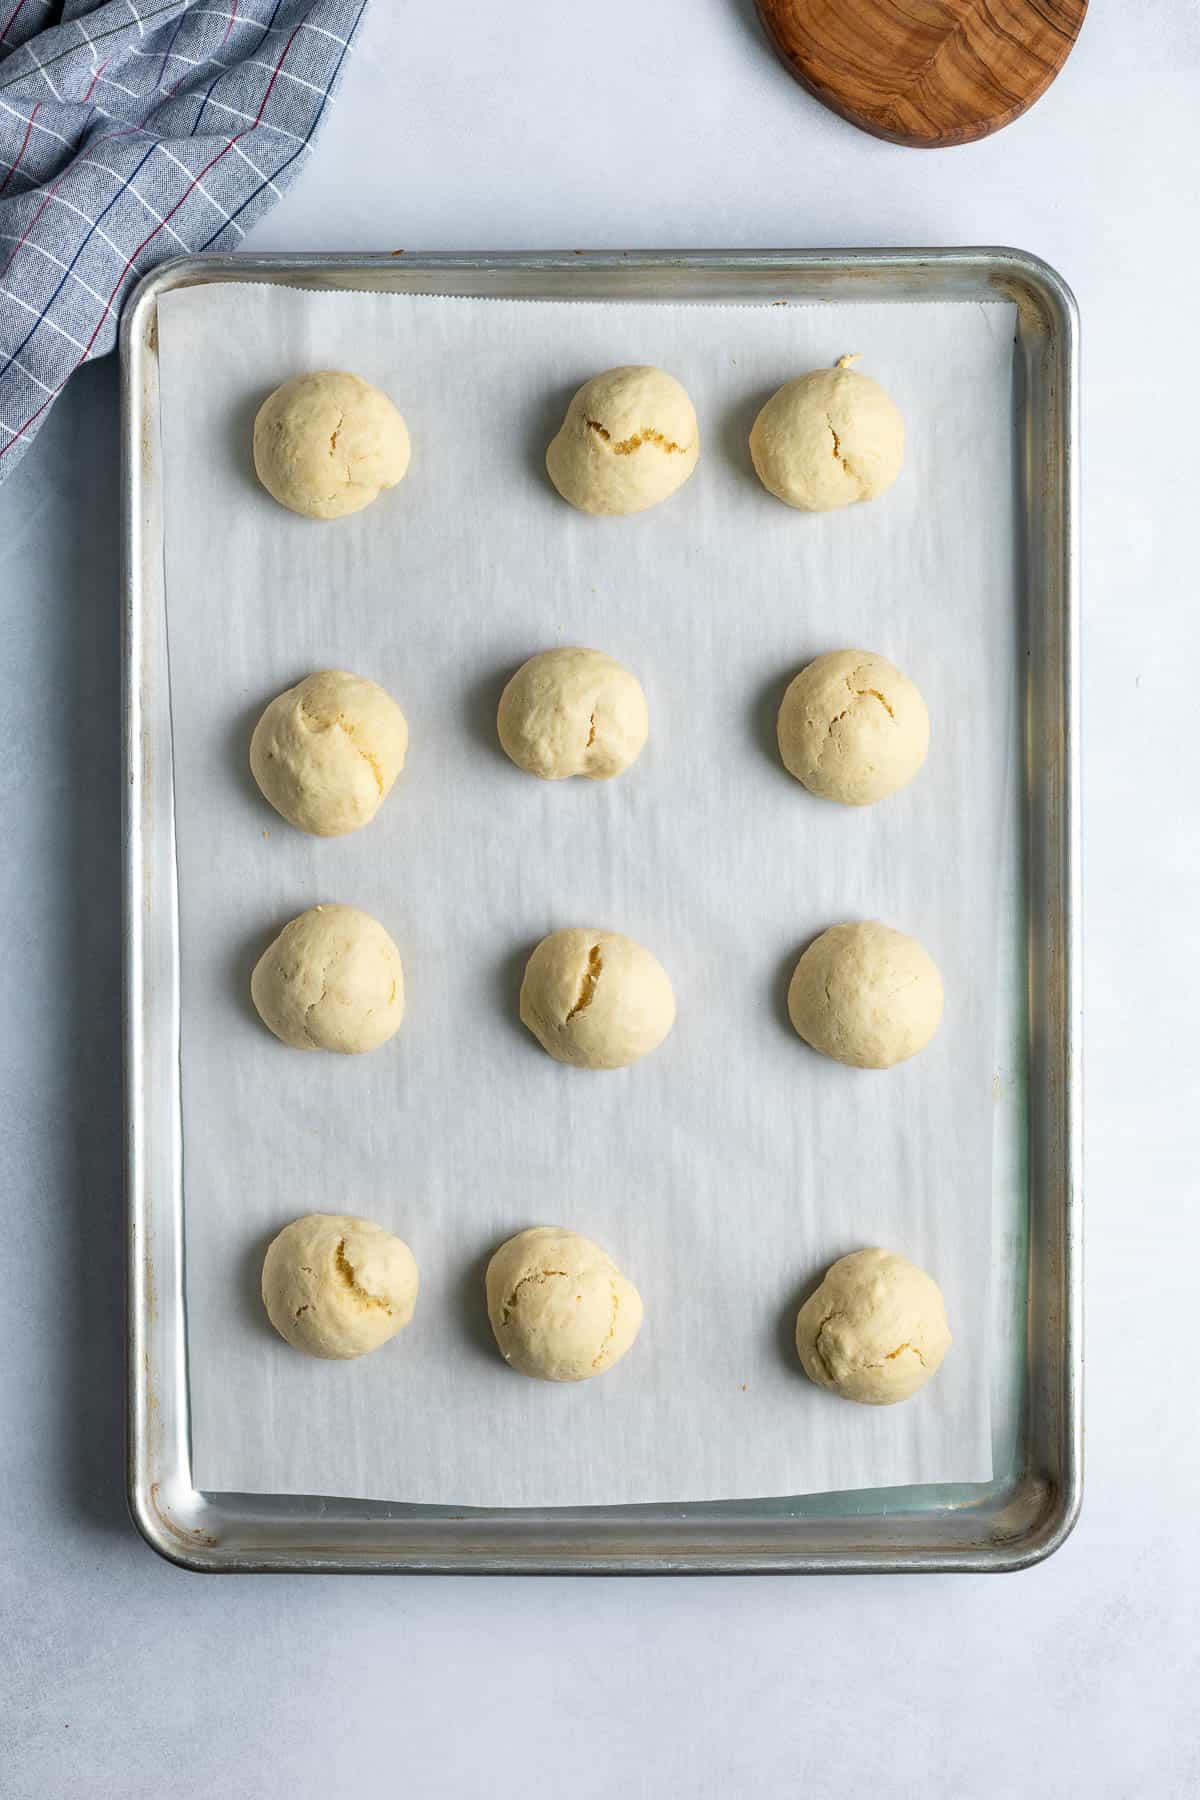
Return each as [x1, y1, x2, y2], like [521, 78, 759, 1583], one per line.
[0, 0, 367, 483]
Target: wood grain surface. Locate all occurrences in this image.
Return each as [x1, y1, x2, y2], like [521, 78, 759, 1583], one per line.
[755, 0, 1087, 148]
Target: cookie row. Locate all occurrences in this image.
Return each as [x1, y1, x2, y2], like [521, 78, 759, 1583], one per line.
[252, 356, 904, 521]
[263, 1215, 952, 1407]
[253, 645, 930, 826]
[252, 907, 942, 1073]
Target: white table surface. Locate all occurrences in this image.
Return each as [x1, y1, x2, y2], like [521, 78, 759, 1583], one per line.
[2, 4, 1197, 1794]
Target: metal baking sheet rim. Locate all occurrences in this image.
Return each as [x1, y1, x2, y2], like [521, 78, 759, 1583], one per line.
[120, 248, 1081, 1574]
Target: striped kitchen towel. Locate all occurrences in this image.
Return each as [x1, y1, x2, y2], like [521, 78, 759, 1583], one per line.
[0, 0, 368, 484]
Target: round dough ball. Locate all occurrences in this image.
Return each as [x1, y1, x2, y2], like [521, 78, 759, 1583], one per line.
[262, 1213, 419, 1360]
[485, 1226, 643, 1381]
[497, 647, 648, 781]
[253, 370, 410, 520]
[795, 1247, 951, 1405]
[777, 648, 929, 806]
[749, 356, 903, 512]
[787, 921, 943, 1069]
[546, 365, 699, 515]
[251, 903, 405, 1053]
[250, 669, 409, 836]
[519, 927, 676, 1069]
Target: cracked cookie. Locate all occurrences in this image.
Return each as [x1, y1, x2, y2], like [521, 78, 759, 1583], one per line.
[546, 364, 699, 515]
[250, 668, 409, 837]
[251, 903, 405, 1053]
[497, 646, 648, 781]
[776, 648, 929, 805]
[519, 927, 675, 1069]
[788, 921, 943, 1069]
[749, 355, 903, 511]
[795, 1247, 951, 1405]
[253, 369, 410, 520]
[262, 1213, 419, 1359]
[485, 1226, 643, 1381]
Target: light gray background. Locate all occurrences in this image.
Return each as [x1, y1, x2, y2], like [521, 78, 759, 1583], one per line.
[1, 2, 1195, 1794]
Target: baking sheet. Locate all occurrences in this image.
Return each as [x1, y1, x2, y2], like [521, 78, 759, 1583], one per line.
[158, 284, 1015, 1506]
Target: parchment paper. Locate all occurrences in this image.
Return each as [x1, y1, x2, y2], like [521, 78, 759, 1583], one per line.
[158, 284, 1016, 1505]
